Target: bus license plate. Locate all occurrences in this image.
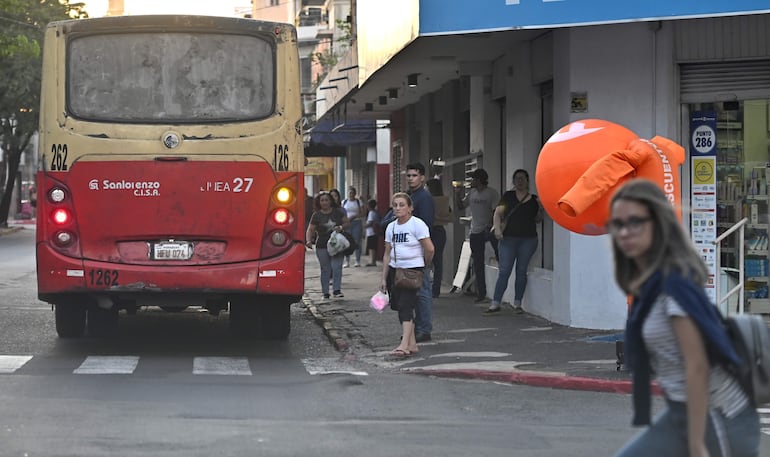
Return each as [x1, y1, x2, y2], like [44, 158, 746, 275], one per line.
[152, 241, 193, 260]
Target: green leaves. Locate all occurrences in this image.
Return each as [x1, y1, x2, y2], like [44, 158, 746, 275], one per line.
[0, 0, 88, 226]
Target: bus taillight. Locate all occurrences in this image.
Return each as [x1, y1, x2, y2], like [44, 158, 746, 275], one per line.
[41, 179, 81, 257]
[269, 230, 288, 246]
[274, 187, 294, 204]
[53, 230, 74, 247]
[52, 208, 70, 225]
[272, 208, 291, 225]
[49, 187, 66, 203]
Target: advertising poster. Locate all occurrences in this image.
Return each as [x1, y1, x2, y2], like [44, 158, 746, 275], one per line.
[690, 111, 718, 301]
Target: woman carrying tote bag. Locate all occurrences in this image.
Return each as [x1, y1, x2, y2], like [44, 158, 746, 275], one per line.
[380, 192, 434, 359]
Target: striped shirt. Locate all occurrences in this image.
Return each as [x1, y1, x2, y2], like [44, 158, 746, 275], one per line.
[642, 294, 749, 418]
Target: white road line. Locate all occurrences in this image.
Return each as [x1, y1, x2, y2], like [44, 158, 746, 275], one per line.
[0, 355, 33, 374]
[445, 328, 498, 334]
[402, 361, 567, 376]
[568, 359, 618, 365]
[74, 356, 139, 374]
[521, 326, 553, 332]
[193, 357, 252, 376]
[302, 358, 368, 376]
[428, 352, 512, 359]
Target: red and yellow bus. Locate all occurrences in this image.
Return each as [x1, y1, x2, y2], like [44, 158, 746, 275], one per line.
[36, 15, 305, 339]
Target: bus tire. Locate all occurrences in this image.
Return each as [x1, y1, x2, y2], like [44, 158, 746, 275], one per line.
[229, 301, 260, 340]
[260, 302, 290, 340]
[87, 305, 119, 338]
[55, 303, 87, 338]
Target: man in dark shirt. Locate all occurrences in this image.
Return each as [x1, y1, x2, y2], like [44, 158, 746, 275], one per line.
[405, 162, 435, 342]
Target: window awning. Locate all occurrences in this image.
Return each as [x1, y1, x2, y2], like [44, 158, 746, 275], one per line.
[305, 119, 376, 157]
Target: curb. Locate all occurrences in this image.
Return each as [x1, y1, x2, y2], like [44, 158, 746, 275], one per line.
[407, 368, 663, 396]
[0, 226, 24, 237]
[408, 368, 634, 394]
[303, 296, 350, 352]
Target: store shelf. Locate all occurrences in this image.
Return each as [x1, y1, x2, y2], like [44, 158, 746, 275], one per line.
[748, 298, 770, 314]
[748, 250, 769, 256]
[746, 194, 768, 201]
[747, 277, 769, 283]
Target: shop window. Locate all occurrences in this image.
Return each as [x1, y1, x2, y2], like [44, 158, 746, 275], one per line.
[694, 99, 770, 312]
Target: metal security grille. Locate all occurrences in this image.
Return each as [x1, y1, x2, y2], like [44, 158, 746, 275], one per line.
[392, 142, 403, 194]
[680, 60, 770, 103]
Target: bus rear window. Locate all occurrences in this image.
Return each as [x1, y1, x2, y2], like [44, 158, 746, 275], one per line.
[67, 32, 275, 123]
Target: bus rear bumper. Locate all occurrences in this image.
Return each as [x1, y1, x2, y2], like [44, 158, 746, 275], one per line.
[36, 242, 306, 301]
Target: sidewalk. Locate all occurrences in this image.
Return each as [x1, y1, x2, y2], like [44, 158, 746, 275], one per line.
[0, 219, 33, 237]
[303, 250, 635, 394]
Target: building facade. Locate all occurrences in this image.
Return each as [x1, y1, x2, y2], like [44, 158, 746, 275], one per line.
[315, 1, 770, 329]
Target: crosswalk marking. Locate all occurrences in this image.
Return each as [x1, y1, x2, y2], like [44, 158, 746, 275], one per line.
[0, 355, 32, 374]
[0, 354, 368, 377]
[193, 357, 252, 376]
[74, 356, 139, 374]
[757, 407, 770, 435]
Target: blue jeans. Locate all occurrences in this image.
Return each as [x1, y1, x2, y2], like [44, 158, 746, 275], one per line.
[315, 248, 343, 295]
[493, 236, 537, 304]
[470, 230, 498, 298]
[430, 226, 446, 297]
[345, 219, 363, 264]
[414, 266, 433, 335]
[613, 400, 760, 457]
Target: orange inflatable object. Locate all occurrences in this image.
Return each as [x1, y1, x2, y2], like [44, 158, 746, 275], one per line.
[535, 119, 684, 235]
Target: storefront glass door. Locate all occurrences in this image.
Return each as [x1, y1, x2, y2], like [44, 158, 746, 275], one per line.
[690, 99, 770, 313]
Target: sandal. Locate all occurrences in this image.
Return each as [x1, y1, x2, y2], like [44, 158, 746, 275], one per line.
[385, 349, 412, 360]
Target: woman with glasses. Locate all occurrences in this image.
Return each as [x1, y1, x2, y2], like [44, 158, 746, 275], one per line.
[609, 179, 759, 457]
[305, 192, 350, 299]
[488, 169, 543, 314]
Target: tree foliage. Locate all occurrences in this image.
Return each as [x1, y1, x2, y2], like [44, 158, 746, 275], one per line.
[0, 0, 87, 227]
[312, 19, 352, 88]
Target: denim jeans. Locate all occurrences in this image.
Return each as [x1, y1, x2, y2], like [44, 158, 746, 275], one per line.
[469, 230, 499, 298]
[613, 400, 760, 457]
[414, 266, 433, 335]
[493, 236, 537, 304]
[315, 248, 343, 295]
[345, 219, 363, 264]
[430, 226, 446, 297]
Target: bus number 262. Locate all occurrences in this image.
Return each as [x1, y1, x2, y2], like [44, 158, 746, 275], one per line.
[50, 144, 68, 171]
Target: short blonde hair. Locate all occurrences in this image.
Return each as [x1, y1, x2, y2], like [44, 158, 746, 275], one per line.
[391, 192, 412, 207]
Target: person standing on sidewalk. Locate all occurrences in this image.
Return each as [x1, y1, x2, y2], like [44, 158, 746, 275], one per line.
[427, 178, 451, 298]
[328, 188, 342, 208]
[380, 192, 434, 358]
[364, 199, 381, 266]
[455, 168, 499, 303]
[305, 192, 350, 300]
[405, 162, 435, 342]
[342, 186, 364, 268]
[488, 169, 542, 315]
[609, 179, 759, 457]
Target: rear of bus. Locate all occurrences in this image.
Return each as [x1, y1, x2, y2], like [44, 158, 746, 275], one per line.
[36, 16, 305, 339]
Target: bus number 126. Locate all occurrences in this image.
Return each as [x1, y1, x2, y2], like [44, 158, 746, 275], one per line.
[274, 144, 289, 171]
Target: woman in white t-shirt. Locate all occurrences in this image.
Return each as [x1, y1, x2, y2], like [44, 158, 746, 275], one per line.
[380, 192, 434, 359]
[342, 187, 364, 267]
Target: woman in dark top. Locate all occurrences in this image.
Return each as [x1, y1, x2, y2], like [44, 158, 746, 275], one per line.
[487, 169, 543, 314]
[305, 192, 350, 299]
